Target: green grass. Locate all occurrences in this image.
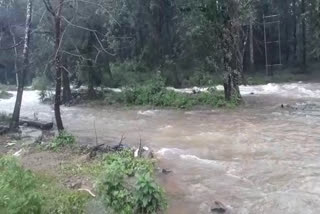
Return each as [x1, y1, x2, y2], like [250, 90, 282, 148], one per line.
[0, 156, 89, 214]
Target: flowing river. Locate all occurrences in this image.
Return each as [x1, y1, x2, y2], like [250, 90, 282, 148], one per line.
[1, 82, 320, 214]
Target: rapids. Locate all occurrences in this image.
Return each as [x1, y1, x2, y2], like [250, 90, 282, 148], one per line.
[1, 82, 320, 213]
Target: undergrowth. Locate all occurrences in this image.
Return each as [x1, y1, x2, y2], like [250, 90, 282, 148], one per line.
[0, 91, 12, 99]
[104, 77, 237, 109]
[61, 150, 167, 214]
[49, 131, 75, 150]
[0, 150, 167, 214]
[0, 156, 89, 214]
[97, 150, 167, 214]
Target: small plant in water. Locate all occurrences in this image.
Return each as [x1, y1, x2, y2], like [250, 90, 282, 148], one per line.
[50, 131, 75, 150]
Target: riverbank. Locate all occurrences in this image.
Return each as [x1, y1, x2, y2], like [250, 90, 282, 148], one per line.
[0, 132, 167, 214]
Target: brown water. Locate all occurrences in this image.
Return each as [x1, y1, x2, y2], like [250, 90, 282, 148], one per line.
[2, 83, 320, 213]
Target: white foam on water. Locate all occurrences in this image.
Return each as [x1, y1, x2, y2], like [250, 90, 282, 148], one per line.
[180, 154, 218, 165]
[156, 147, 184, 156]
[167, 82, 320, 98]
[137, 110, 159, 116]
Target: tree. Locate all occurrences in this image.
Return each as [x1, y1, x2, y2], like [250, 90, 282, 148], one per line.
[43, 0, 64, 131]
[301, 0, 307, 69]
[9, 0, 32, 131]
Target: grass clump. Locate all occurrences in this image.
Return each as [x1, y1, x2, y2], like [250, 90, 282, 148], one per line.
[104, 77, 236, 109]
[49, 131, 75, 150]
[0, 156, 89, 214]
[97, 150, 167, 214]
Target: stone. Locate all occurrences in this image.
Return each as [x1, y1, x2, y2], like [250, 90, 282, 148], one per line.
[211, 201, 230, 214]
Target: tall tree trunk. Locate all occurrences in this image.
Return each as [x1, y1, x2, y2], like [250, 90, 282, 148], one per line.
[86, 31, 96, 98]
[62, 68, 72, 104]
[10, 0, 32, 131]
[54, 0, 64, 131]
[249, 19, 255, 72]
[87, 60, 96, 98]
[293, 0, 298, 62]
[301, 0, 307, 70]
[11, 32, 19, 86]
[284, 0, 290, 63]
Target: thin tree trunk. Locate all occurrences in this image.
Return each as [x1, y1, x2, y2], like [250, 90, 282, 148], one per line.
[62, 68, 72, 104]
[301, 0, 307, 69]
[249, 19, 255, 72]
[284, 0, 290, 63]
[10, 0, 32, 131]
[293, 0, 298, 61]
[54, 0, 64, 131]
[9, 28, 19, 86]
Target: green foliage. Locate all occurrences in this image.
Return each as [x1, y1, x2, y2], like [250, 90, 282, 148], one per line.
[0, 156, 42, 214]
[32, 75, 51, 91]
[104, 77, 235, 109]
[0, 91, 12, 99]
[49, 131, 75, 150]
[0, 156, 89, 214]
[97, 150, 166, 214]
[103, 61, 153, 88]
[135, 173, 167, 214]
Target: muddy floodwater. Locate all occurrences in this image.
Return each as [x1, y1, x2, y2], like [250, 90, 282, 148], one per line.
[1, 82, 320, 214]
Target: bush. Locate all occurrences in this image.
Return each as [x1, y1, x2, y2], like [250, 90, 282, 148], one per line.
[97, 150, 167, 214]
[103, 60, 153, 88]
[0, 156, 89, 214]
[0, 90, 12, 99]
[32, 75, 51, 91]
[49, 131, 75, 150]
[0, 156, 42, 214]
[135, 173, 167, 214]
[104, 76, 236, 109]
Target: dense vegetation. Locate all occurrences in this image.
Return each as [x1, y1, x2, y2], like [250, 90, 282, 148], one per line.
[0, 149, 166, 214]
[0, 156, 89, 214]
[102, 77, 237, 108]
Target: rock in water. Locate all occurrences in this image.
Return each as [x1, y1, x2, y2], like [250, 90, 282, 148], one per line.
[211, 201, 228, 214]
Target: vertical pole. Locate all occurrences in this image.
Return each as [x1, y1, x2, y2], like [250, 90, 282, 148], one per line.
[278, 20, 282, 66]
[263, 15, 269, 76]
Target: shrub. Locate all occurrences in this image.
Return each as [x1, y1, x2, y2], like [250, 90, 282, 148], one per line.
[32, 75, 51, 91]
[103, 60, 153, 88]
[0, 90, 12, 99]
[97, 150, 166, 214]
[135, 173, 167, 214]
[105, 76, 236, 109]
[0, 156, 42, 214]
[0, 156, 89, 214]
[49, 131, 75, 150]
